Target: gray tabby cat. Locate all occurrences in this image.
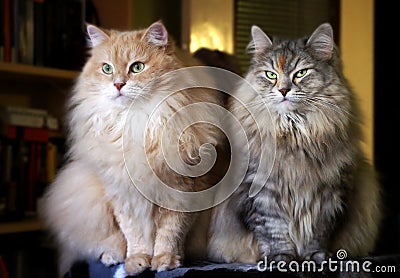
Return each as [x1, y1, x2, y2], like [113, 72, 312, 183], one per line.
[208, 23, 382, 263]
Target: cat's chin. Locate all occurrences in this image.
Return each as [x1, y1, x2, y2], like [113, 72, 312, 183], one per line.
[275, 100, 298, 114]
[114, 95, 134, 107]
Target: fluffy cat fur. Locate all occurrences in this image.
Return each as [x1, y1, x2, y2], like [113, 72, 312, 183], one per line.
[207, 23, 382, 263]
[39, 21, 225, 276]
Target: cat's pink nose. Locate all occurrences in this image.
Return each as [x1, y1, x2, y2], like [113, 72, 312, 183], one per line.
[114, 82, 126, 91]
[279, 88, 290, 96]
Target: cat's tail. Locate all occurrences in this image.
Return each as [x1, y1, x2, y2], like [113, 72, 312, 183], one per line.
[38, 161, 126, 276]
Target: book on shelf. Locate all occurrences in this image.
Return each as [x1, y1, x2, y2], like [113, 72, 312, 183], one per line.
[0, 110, 65, 220]
[0, 105, 59, 131]
[16, 0, 34, 64]
[0, 105, 47, 129]
[2, 0, 12, 63]
[1, 0, 88, 70]
[33, 0, 45, 66]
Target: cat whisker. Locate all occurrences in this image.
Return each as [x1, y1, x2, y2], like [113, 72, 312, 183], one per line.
[307, 97, 356, 121]
[300, 99, 358, 127]
[296, 93, 341, 112]
[128, 92, 152, 103]
[298, 99, 332, 120]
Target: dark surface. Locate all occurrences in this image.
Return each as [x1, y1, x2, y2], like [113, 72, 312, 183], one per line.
[65, 255, 400, 278]
[0, 231, 57, 278]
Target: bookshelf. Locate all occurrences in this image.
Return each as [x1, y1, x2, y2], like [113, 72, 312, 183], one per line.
[0, 63, 78, 123]
[0, 62, 78, 81]
[0, 1, 131, 276]
[0, 63, 76, 234]
[0, 0, 131, 235]
[0, 62, 77, 231]
[0, 217, 42, 234]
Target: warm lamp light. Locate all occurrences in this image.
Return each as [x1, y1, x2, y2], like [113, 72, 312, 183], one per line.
[190, 23, 230, 53]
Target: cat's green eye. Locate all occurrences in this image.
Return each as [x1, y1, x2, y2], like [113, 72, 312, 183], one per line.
[130, 62, 145, 73]
[295, 69, 308, 78]
[265, 71, 277, 79]
[102, 63, 113, 74]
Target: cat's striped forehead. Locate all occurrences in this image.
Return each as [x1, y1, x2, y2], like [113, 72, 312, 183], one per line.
[276, 54, 286, 74]
[259, 38, 310, 71]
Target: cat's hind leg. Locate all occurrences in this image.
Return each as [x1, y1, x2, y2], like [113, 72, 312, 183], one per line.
[100, 231, 127, 266]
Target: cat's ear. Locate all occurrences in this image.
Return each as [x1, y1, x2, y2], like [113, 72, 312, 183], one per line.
[143, 21, 168, 46]
[86, 24, 110, 47]
[249, 25, 273, 54]
[306, 23, 334, 60]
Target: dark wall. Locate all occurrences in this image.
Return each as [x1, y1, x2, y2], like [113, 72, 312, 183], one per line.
[374, 1, 400, 255]
[131, 0, 182, 46]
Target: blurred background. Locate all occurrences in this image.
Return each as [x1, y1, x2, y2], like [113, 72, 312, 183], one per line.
[0, 0, 397, 277]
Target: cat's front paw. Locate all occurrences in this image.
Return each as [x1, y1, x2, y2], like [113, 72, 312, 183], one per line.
[151, 252, 181, 272]
[124, 253, 151, 275]
[304, 250, 331, 264]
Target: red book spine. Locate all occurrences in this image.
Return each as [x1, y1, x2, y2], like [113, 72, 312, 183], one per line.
[5, 126, 17, 139]
[23, 127, 49, 142]
[26, 142, 37, 212]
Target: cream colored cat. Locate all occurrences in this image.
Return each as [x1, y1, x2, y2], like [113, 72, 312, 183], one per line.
[39, 21, 225, 276]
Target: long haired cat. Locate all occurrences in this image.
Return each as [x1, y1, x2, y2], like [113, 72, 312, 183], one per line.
[207, 23, 382, 263]
[39, 21, 225, 276]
